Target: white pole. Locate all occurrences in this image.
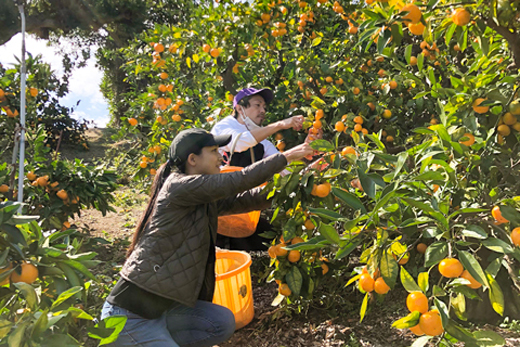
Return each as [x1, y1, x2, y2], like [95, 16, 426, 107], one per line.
[16, 3, 26, 212]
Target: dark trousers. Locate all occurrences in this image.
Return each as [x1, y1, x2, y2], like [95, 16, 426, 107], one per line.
[216, 218, 273, 251]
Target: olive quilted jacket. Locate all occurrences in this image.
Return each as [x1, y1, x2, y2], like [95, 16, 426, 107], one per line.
[120, 153, 287, 307]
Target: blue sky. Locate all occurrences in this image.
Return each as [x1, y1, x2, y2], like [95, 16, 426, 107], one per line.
[0, 34, 110, 127]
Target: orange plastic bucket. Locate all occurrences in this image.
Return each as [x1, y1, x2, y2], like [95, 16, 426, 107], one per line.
[217, 166, 264, 238]
[213, 250, 254, 330]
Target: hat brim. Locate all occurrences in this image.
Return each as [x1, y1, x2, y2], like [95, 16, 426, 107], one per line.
[214, 134, 232, 147]
[254, 88, 275, 104]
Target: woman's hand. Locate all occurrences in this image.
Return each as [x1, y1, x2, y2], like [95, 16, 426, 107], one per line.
[282, 142, 315, 162]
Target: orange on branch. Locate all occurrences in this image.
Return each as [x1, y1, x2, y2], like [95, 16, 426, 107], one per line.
[472, 98, 489, 114]
[288, 250, 301, 263]
[128, 118, 138, 126]
[459, 133, 475, 146]
[406, 292, 428, 314]
[492, 206, 509, 224]
[279, 283, 292, 296]
[460, 270, 482, 289]
[10, 262, 38, 285]
[511, 227, 520, 246]
[408, 22, 425, 36]
[359, 273, 375, 292]
[341, 146, 356, 157]
[335, 121, 345, 132]
[438, 258, 464, 278]
[354, 116, 363, 124]
[452, 8, 470, 26]
[316, 109, 324, 119]
[416, 243, 427, 254]
[274, 243, 288, 257]
[374, 277, 390, 294]
[409, 324, 425, 336]
[503, 112, 517, 125]
[497, 124, 511, 136]
[354, 124, 362, 132]
[400, 4, 422, 24]
[419, 310, 444, 336]
[210, 48, 220, 58]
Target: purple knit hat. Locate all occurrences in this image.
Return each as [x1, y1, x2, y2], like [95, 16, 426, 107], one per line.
[233, 88, 274, 108]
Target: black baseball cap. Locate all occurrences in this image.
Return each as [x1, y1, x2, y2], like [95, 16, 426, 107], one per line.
[169, 128, 231, 165]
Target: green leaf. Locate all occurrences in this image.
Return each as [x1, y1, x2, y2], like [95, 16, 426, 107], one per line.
[40, 334, 80, 347]
[60, 259, 98, 281]
[472, 330, 506, 346]
[391, 311, 421, 329]
[411, 336, 433, 347]
[51, 286, 83, 310]
[88, 316, 127, 345]
[417, 53, 424, 71]
[400, 266, 422, 293]
[309, 139, 334, 152]
[286, 266, 303, 296]
[8, 322, 27, 347]
[458, 251, 489, 288]
[312, 37, 322, 46]
[445, 320, 478, 344]
[335, 240, 361, 260]
[402, 198, 436, 214]
[318, 222, 340, 244]
[308, 207, 345, 221]
[452, 293, 466, 321]
[331, 187, 366, 213]
[357, 169, 376, 199]
[414, 171, 445, 181]
[0, 319, 12, 338]
[380, 251, 399, 289]
[487, 272, 504, 316]
[424, 242, 448, 267]
[481, 238, 514, 254]
[499, 205, 520, 224]
[13, 282, 39, 310]
[418, 272, 429, 293]
[0, 224, 27, 246]
[31, 309, 49, 338]
[359, 293, 369, 323]
[460, 225, 488, 239]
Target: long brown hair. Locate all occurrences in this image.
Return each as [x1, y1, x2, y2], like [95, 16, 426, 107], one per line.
[126, 162, 171, 258]
[126, 148, 200, 258]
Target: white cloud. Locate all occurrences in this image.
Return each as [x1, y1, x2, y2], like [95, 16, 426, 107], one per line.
[0, 34, 110, 127]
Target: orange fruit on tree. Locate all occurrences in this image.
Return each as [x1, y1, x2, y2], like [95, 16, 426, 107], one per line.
[279, 283, 292, 296]
[419, 310, 444, 336]
[10, 262, 38, 284]
[57, 189, 68, 200]
[400, 4, 422, 24]
[63, 221, 71, 229]
[276, 141, 286, 151]
[509, 100, 520, 116]
[492, 206, 509, 224]
[341, 146, 357, 157]
[353, 124, 362, 132]
[128, 118, 138, 126]
[288, 250, 301, 263]
[268, 246, 277, 258]
[325, 76, 333, 83]
[409, 324, 425, 336]
[452, 8, 470, 26]
[367, 102, 376, 111]
[335, 78, 344, 85]
[408, 22, 425, 36]
[378, 69, 386, 77]
[316, 109, 324, 119]
[353, 116, 364, 124]
[304, 219, 315, 230]
[153, 43, 165, 53]
[202, 44, 211, 53]
[348, 26, 358, 34]
[410, 56, 418, 65]
[359, 273, 375, 292]
[460, 270, 482, 289]
[510, 227, 520, 246]
[313, 120, 323, 129]
[321, 263, 329, 275]
[503, 112, 517, 125]
[393, 252, 410, 265]
[459, 133, 475, 146]
[497, 124, 511, 136]
[314, 183, 331, 198]
[172, 114, 182, 122]
[416, 243, 427, 254]
[389, 80, 398, 89]
[406, 292, 428, 313]
[374, 277, 390, 294]
[383, 109, 392, 118]
[159, 72, 168, 79]
[291, 236, 305, 244]
[274, 243, 288, 257]
[472, 98, 489, 114]
[210, 48, 220, 58]
[0, 184, 9, 194]
[158, 84, 167, 93]
[150, 168, 157, 175]
[320, 87, 327, 95]
[438, 258, 464, 278]
[335, 121, 345, 132]
[386, 135, 394, 143]
[29, 88, 38, 97]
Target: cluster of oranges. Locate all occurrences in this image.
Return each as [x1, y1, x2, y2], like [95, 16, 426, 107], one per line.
[359, 267, 391, 294]
[471, 98, 520, 144]
[492, 206, 520, 246]
[0, 261, 38, 286]
[202, 43, 221, 58]
[297, 11, 315, 33]
[404, 291, 444, 336]
[311, 181, 331, 198]
[0, 88, 19, 118]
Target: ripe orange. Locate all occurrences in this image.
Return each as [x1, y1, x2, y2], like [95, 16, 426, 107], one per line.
[276, 141, 286, 151]
[335, 78, 344, 85]
[268, 246, 277, 258]
[210, 48, 220, 58]
[459, 133, 475, 146]
[393, 252, 410, 265]
[374, 277, 390, 294]
[335, 121, 345, 132]
[497, 124, 511, 136]
[353, 87, 360, 95]
[150, 168, 157, 175]
[460, 270, 482, 289]
[416, 243, 427, 254]
[389, 80, 398, 89]
[320, 87, 327, 95]
[452, 8, 470, 26]
[321, 263, 329, 275]
[383, 109, 392, 118]
[419, 310, 444, 336]
[353, 116, 364, 124]
[341, 146, 357, 157]
[503, 112, 517, 125]
[400, 4, 422, 24]
[353, 124, 362, 132]
[367, 102, 376, 111]
[304, 219, 315, 230]
[386, 135, 394, 143]
[172, 114, 182, 122]
[159, 72, 168, 80]
[511, 227, 520, 246]
[410, 56, 418, 65]
[409, 324, 425, 336]
[29, 88, 38, 97]
[325, 76, 333, 83]
[408, 22, 425, 36]
[359, 273, 375, 292]
[279, 283, 292, 296]
[10, 262, 38, 284]
[203, 44, 211, 53]
[406, 292, 428, 313]
[158, 84, 167, 93]
[314, 183, 331, 198]
[63, 221, 71, 229]
[492, 205, 509, 224]
[0, 184, 9, 193]
[472, 98, 489, 114]
[313, 120, 323, 129]
[378, 69, 386, 77]
[291, 236, 305, 245]
[288, 250, 301, 263]
[274, 243, 288, 257]
[348, 26, 358, 34]
[438, 258, 464, 278]
[128, 118, 138, 126]
[57, 189, 68, 200]
[153, 43, 165, 53]
[316, 109, 324, 119]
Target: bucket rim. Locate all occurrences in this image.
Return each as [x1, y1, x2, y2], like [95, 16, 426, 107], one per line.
[215, 250, 252, 281]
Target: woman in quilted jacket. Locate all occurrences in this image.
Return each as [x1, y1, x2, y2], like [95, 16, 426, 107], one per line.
[100, 128, 314, 346]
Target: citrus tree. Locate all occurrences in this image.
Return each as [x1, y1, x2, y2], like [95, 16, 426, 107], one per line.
[108, 0, 520, 344]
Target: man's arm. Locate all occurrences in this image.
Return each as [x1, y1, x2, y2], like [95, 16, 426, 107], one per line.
[249, 115, 304, 143]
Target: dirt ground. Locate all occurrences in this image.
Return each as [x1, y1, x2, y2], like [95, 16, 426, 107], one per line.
[72, 128, 520, 347]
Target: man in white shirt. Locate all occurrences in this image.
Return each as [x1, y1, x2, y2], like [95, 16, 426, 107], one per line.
[211, 87, 308, 251]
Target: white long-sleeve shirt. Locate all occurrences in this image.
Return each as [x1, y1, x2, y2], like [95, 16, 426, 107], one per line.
[211, 116, 279, 160]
